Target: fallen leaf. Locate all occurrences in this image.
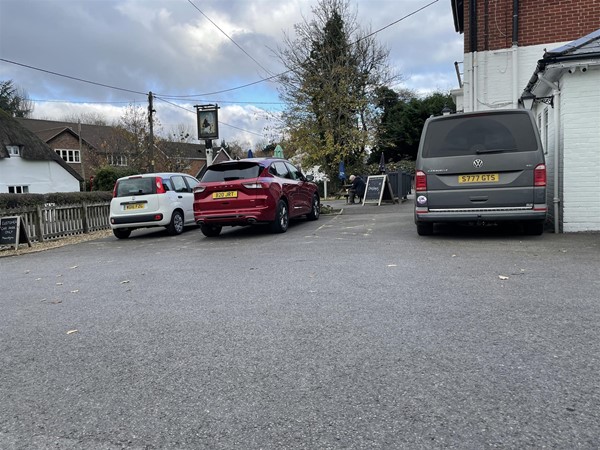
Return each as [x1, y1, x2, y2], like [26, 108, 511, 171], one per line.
[120, 280, 130, 284]
[51, 300, 62, 304]
[498, 275, 509, 280]
[56, 282, 63, 286]
[70, 265, 78, 269]
[24, 270, 30, 274]
[70, 289, 79, 293]
[66, 329, 78, 335]
[36, 278, 42, 281]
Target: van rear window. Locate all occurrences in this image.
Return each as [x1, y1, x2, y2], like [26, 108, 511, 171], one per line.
[422, 113, 539, 158]
[202, 162, 261, 182]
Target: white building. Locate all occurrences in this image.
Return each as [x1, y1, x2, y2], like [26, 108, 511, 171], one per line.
[450, 0, 600, 232]
[0, 110, 82, 193]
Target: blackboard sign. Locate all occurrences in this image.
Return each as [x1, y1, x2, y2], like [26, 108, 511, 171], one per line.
[362, 175, 395, 206]
[0, 216, 31, 250]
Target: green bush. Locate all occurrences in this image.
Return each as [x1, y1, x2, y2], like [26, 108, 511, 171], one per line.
[0, 191, 112, 209]
[93, 166, 139, 191]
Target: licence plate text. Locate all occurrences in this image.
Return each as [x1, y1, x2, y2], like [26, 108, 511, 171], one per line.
[213, 191, 238, 199]
[124, 203, 145, 210]
[458, 173, 499, 183]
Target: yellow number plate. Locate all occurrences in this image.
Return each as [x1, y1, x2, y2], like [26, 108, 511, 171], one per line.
[124, 203, 145, 210]
[458, 173, 499, 183]
[213, 191, 238, 199]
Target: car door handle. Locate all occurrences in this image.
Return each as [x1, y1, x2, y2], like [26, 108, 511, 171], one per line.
[178, 195, 183, 199]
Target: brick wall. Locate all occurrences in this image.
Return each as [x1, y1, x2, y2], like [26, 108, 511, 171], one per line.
[47, 132, 98, 182]
[464, 0, 600, 53]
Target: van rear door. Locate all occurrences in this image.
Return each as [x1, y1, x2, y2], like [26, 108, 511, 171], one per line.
[418, 111, 544, 210]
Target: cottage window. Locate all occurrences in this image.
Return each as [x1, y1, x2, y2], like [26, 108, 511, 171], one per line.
[6, 145, 21, 156]
[109, 154, 128, 166]
[8, 185, 29, 194]
[55, 149, 80, 163]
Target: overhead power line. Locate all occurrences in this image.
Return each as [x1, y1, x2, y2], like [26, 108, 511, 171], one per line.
[1, 0, 440, 101]
[186, 0, 273, 77]
[155, 95, 265, 137]
[0, 58, 148, 96]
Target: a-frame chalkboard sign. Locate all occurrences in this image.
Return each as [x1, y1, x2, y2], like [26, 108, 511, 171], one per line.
[362, 175, 396, 206]
[0, 216, 31, 250]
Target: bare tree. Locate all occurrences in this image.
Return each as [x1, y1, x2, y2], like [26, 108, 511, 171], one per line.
[60, 111, 108, 126]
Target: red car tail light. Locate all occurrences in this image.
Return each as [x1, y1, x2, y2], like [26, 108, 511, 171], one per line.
[242, 182, 265, 189]
[415, 170, 427, 191]
[112, 182, 118, 198]
[534, 164, 546, 186]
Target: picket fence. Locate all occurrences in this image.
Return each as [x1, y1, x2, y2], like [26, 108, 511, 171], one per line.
[0, 202, 111, 244]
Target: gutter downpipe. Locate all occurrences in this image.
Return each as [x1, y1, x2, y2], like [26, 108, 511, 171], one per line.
[538, 73, 561, 233]
[512, 0, 519, 108]
[470, 0, 477, 111]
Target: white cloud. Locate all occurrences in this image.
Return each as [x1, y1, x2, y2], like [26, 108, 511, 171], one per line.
[1, 0, 464, 147]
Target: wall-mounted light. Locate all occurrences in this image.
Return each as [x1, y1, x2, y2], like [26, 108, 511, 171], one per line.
[519, 91, 553, 110]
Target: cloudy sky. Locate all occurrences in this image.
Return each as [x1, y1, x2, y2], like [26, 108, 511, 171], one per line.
[0, 0, 463, 149]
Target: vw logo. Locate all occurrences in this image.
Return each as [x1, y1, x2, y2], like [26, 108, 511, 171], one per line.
[473, 159, 484, 168]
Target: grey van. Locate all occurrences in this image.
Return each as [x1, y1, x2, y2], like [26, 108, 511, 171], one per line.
[414, 109, 547, 236]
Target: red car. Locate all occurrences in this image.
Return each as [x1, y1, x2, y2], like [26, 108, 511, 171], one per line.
[193, 158, 320, 237]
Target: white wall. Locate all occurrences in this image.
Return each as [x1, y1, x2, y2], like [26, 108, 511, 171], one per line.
[462, 42, 567, 112]
[559, 69, 600, 232]
[0, 157, 80, 193]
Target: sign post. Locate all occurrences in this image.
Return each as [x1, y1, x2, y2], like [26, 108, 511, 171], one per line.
[0, 216, 31, 250]
[195, 104, 219, 167]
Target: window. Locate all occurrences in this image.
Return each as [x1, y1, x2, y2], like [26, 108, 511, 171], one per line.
[6, 145, 20, 156]
[270, 161, 291, 178]
[55, 149, 80, 163]
[202, 162, 260, 182]
[184, 176, 199, 190]
[171, 175, 188, 193]
[422, 112, 538, 158]
[285, 162, 303, 180]
[109, 154, 128, 166]
[8, 185, 29, 193]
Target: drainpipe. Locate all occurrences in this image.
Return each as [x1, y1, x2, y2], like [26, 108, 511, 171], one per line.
[512, 0, 519, 108]
[470, 0, 478, 111]
[538, 73, 561, 233]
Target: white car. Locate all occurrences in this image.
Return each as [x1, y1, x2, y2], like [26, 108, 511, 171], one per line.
[109, 172, 199, 239]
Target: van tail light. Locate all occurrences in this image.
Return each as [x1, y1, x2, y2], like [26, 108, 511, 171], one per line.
[534, 164, 547, 187]
[155, 177, 166, 194]
[415, 171, 427, 191]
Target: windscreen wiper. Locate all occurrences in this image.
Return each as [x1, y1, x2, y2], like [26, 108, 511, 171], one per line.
[475, 147, 516, 154]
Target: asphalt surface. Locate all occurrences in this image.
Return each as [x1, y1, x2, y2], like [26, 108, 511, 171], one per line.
[1, 197, 599, 449]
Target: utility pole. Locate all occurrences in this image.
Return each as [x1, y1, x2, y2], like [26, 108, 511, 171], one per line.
[78, 120, 86, 191]
[148, 91, 155, 172]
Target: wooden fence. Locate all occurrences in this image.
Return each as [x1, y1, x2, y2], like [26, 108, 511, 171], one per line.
[0, 202, 110, 244]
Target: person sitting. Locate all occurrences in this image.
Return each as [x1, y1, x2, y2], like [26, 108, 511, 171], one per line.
[348, 174, 366, 204]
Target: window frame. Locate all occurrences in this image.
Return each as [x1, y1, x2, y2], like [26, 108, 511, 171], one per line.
[8, 185, 29, 194]
[55, 148, 81, 163]
[6, 145, 21, 156]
